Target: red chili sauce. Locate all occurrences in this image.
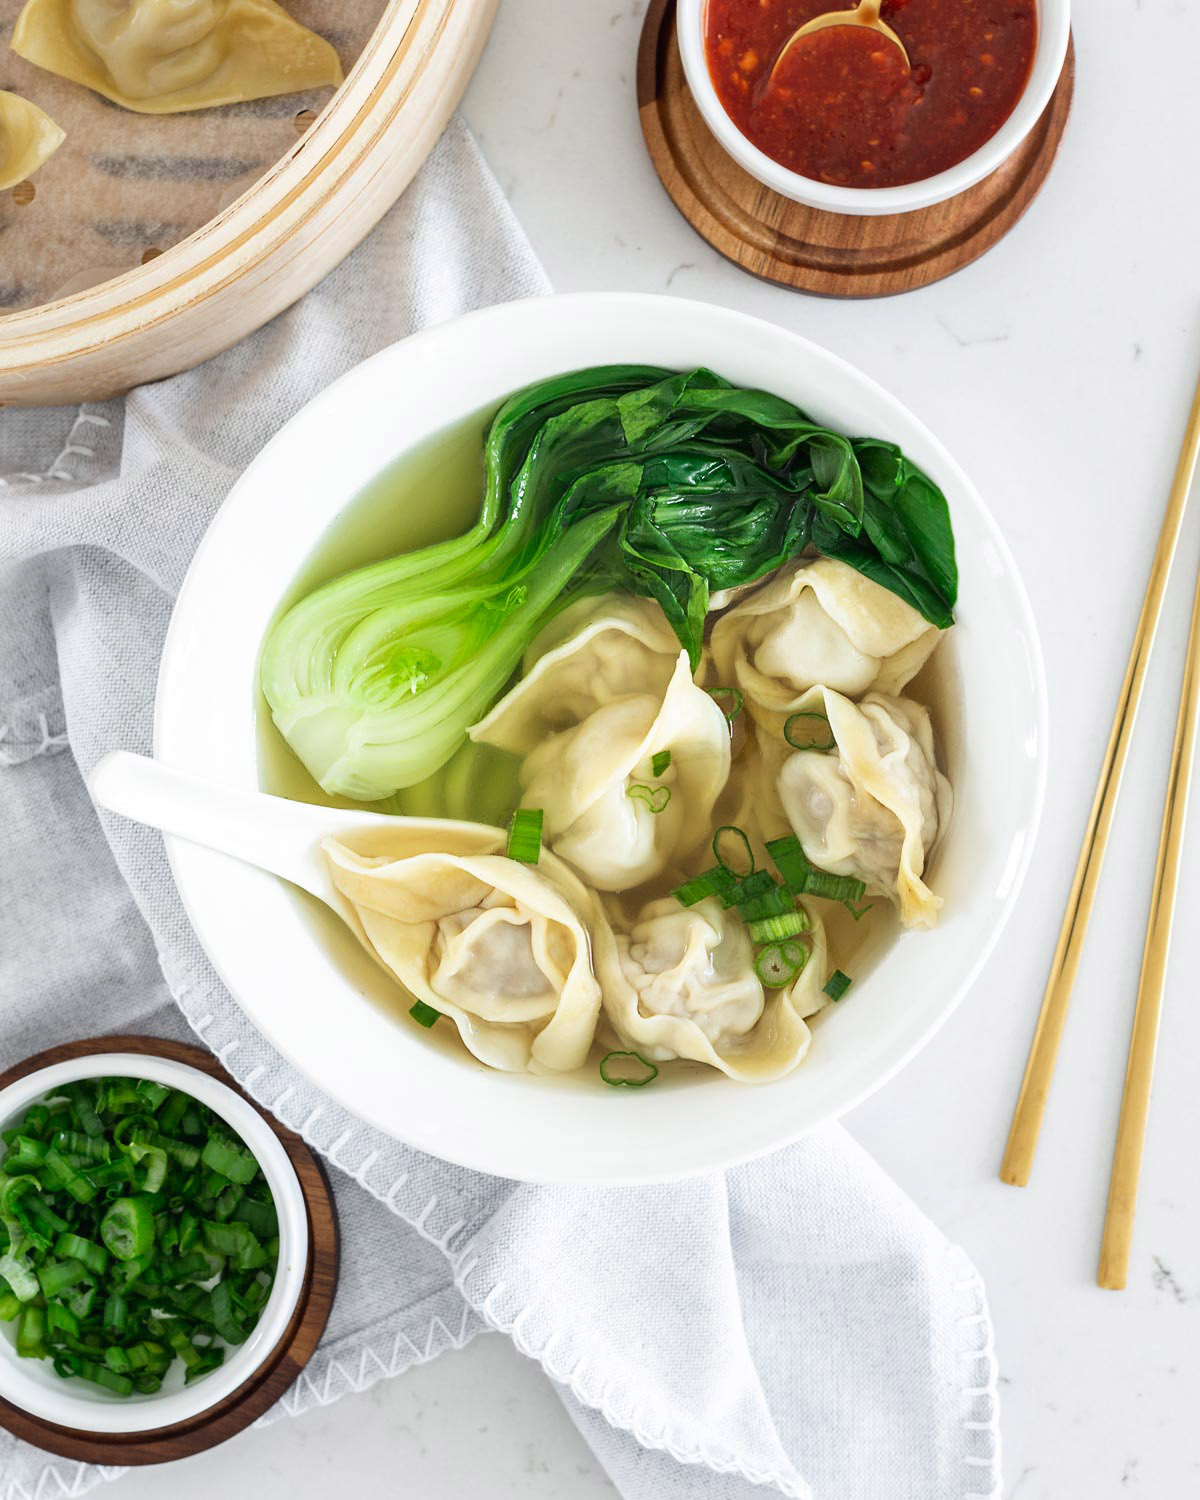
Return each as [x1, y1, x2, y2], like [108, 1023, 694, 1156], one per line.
[704, 0, 1037, 189]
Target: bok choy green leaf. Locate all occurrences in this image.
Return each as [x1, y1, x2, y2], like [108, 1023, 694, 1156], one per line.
[261, 365, 956, 801]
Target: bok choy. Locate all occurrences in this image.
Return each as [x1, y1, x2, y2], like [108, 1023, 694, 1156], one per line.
[261, 365, 957, 801]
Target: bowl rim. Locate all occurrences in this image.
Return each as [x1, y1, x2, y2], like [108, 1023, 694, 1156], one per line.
[0, 1051, 309, 1435]
[676, 0, 1072, 215]
[155, 291, 1048, 1185]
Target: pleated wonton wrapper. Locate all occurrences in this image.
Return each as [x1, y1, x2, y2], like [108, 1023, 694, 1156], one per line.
[709, 557, 941, 735]
[323, 823, 608, 1075]
[778, 687, 952, 930]
[0, 90, 65, 190]
[472, 597, 732, 893]
[469, 591, 682, 755]
[11, 0, 344, 114]
[594, 894, 829, 1081]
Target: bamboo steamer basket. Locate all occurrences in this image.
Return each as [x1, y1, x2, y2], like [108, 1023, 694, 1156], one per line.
[0, 0, 498, 406]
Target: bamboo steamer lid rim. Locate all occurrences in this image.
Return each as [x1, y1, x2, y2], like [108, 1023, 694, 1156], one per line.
[0, 0, 499, 401]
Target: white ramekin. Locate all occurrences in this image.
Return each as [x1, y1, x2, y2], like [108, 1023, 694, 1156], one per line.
[677, 0, 1071, 215]
[0, 1052, 308, 1435]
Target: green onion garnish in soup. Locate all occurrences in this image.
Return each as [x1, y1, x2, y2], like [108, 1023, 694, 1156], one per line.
[0, 1077, 277, 1396]
[704, 0, 1037, 191]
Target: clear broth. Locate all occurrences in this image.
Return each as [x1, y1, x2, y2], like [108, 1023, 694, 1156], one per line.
[255, 405, 962, 1079]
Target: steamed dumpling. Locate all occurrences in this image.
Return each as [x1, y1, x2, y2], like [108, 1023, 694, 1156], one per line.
[494, 652, 731, 892]
[12, 0, 343, 114]
[470, 593, 681, 754]
[777, 688, 951, 929]
[709, 558, 940, 733]
[324, 825, 604, 1075]
[594, 895, 828, 1081]
[0, 91, 65, 191]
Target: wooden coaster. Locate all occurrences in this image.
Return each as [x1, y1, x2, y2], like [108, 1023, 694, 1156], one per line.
[637, 0, 1075, 298]
[0, 1034, 339, 1467]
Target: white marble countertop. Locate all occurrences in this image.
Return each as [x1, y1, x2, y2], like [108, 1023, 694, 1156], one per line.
[106, 2, 1200, 1497]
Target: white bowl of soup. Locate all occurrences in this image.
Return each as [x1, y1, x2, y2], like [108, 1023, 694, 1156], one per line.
[155, 293, 1046, 1184]
[677, 0, 1071, 215]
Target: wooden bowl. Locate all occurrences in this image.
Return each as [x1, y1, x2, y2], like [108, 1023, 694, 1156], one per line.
[0, 0, 498, 407]
[0, 1034, 339, 1465]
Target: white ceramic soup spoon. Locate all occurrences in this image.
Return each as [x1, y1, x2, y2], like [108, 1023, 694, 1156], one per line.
[88, 750, 501, 928]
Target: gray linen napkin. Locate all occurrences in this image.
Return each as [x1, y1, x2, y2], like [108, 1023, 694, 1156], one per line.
[0, 118, 1001, 1500]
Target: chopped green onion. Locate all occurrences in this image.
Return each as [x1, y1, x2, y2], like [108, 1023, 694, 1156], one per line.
[100, 1196, 156, 1261]
[16, 1305, 46, 1358]
[672, 866, 736, 908]
[65, 1280, 97, 1320]
[43, 1149, 96, 1204]
[79, 1360, 133, 1396]
[747, 911, 810, 944]
[598, 1052, 659, 1088]
[209, 1280, 248, 1345]
[719, 868, 775, 909]
[766, 835, 867, 907]
[735, 880, 793, 923]
[162, 1137, 202, 1170]
[710, 686, 743, 720]
[0, 1250, 40, 1303]
[158, 1092, 189, 1134]
[214, 1184, 244, 1223]
[55, 1232, 110, 1277]
[409, 1001, 442, 1029]
[116, 1249, 156, 1285]
[627, 783, 671, 813]
[74, 1095, 104, 1140]
[783, 711, 836, 751]
[650, 749, 672, 777]
[46, 1301, 80, 1339]
[231, 1197, 277, 1240]
[4, 1136, 48, 1171]
[824, 970, 853, 1002]
[712, 825, 754, 878]
[200, 1137, 258, 1187]
[136, 1080, 171, 1112]
[754, 940, 809, 988]
[0, 1076, 276, 1399]
[506, 807, 543, 863]
[129, 1142, 169, 1194]
[36, 1258, 88, 1299]
[103, 1289, 129, 1336]
[201, 1220, 266, 1270]
[52, 1130, 109, 1163]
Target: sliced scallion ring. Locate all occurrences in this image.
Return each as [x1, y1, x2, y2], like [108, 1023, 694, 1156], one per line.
[409, 1000, 442, 1029]
[598, 1051, 659, 1088]
[650, 749, 672, 777]
[712, 824, 754, 878]
[824, 970, 853, 1002]
[783, 711, 836, 751]
[754, 940, 808, 989]
[710, 686, 743, 721]
[627, 783, 671, 814]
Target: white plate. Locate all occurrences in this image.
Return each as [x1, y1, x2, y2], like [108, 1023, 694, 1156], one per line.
[156, 293, 1047, 1185]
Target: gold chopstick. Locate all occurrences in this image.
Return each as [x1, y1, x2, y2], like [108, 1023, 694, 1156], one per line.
[1097, 547, 1200, 1288]
[1001, 367, 1200, 1188]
